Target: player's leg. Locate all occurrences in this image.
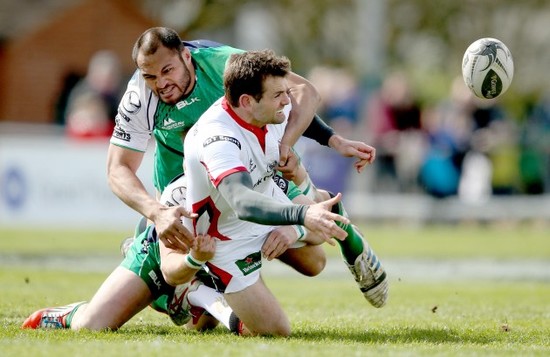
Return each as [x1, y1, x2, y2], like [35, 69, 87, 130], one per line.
[72, 267, 153, 330]
[277, 243, 326, 277]
[21, 267, 153, 330]
[289, 164, 389, 307]
[327, 189, 388, 307]
[223, 277, 290, 337]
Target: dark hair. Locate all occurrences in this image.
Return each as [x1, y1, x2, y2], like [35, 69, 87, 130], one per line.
[224, 49, 291, 107]
[132, 27, 184, 65]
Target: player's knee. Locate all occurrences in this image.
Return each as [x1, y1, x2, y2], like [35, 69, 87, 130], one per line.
[301, 255, 326, 277]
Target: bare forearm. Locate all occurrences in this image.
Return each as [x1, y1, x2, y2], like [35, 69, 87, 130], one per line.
[108, 165, 163, 221]
[161, 253, 199, 286]
[280, 74, 321, 149]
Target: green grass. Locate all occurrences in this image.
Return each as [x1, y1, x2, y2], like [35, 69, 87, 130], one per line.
[1, 225, 549, 356]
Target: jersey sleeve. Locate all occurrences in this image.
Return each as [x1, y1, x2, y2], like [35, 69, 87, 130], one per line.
[201, 126, 247, 187]
[110, 70, 157, 152]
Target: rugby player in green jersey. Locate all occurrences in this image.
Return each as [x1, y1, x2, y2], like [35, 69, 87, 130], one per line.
[22, 28, 387, 333]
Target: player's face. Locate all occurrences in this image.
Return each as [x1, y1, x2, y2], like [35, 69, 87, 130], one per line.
[250, 76, 290, 126]
[137, 46, 194, 104]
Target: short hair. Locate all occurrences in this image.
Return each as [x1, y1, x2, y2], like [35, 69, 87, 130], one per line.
[224, 49, 291, 107]
[132, 27, 184, 65]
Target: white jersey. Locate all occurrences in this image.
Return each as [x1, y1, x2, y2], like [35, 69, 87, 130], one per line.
[183, 97, 290, 241]
[110, 70, 157, 152]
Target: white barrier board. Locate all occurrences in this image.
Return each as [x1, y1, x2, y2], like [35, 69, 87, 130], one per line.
[0, 135, 155, 229]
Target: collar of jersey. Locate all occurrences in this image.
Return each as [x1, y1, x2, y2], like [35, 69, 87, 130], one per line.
[222, 97, 268, 152]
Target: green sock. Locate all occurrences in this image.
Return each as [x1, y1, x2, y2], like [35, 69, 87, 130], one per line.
[332, 201, 365, 265]
[65, 302, 85, 328]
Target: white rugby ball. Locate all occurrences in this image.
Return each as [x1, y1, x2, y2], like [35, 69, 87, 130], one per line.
[462, 37, 514, 99]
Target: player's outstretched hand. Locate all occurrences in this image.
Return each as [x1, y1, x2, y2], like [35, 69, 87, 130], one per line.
[302, 192, 349, 242]
[328, 135, 376, 173]
[154, 206, 198, 253]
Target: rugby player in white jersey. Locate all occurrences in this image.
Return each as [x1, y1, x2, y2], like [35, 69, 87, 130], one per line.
[164, 49, 374, 335]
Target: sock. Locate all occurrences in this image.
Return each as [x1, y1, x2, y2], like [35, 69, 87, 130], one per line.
[330, 198, 365, 265]
[187, 285, 233, 330]
[64, 302, 86, 328]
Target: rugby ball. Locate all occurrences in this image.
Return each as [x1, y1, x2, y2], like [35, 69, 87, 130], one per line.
[461, 38, 514, 99]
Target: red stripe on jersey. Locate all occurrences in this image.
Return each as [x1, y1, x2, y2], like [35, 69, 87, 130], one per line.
[222, 98, 268, 153]
[210, 166, 247, 188]
[191, 196, 230, 241]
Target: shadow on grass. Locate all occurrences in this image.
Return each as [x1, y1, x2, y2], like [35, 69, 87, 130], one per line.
[292, 326, 493, 345]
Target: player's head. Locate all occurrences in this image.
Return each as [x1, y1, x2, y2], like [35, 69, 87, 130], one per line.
[224, 50, 291, 126]
[132, 27, 194, 104]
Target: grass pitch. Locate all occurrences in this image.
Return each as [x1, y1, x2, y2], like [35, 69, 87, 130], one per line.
[1, 224, 549, 356]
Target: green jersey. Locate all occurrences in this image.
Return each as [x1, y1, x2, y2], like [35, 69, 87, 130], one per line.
[111, 40, 244, 191]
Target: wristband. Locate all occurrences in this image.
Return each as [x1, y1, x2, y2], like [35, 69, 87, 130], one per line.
[184, 254, 207, 270]
[292, 225, 306, 241]
[297, 174, 317, 201]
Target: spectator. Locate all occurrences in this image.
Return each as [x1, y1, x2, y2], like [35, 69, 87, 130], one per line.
[363, 71, 427, 193]
[519, 92, 550, 194]
[65, 50, 123, 139]
[297, 66, 363, 195]
[421, 77, 519, 202]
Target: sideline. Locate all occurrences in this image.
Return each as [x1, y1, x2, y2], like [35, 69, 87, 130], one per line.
[2, 254, 549, 282]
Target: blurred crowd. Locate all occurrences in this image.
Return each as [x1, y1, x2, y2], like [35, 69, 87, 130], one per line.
[300, 66, 550, 200]
[54, 50, 125, 140]
[51, 51, 550, 198]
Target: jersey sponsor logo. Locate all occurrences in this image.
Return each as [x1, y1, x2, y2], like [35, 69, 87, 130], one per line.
[117, 110, 132, 123]
[121, 90, 141, 115]
[160, 117, 186, 130]
[113, 127, 131, 141]
[235, 252, 262, 276]
[163, 118, 176, 126]
[252, 160, 278, 188]
[203, 135, 241, 149]
[148, 271, 162, 291]
[272, 174, 289, 194]
[248, 159, 257, 173]
[176, 96, 200, 109]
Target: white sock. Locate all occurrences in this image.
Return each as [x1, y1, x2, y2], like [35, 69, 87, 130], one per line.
[187, 285, 233, 329]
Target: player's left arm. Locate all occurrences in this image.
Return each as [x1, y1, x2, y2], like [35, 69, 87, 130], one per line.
[160, 233, 216, 286]
[303, 114, 376, 172]
[278, 72, 321, 166]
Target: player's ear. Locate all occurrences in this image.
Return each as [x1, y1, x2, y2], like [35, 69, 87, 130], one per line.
[181, 47, 192, 62]
[239, 94, 252, 109]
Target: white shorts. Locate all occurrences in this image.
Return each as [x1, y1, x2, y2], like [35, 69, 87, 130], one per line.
[206, 234, 267, 294]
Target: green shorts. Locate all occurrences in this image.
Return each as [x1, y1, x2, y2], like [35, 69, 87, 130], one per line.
[120, 226, 174, 303]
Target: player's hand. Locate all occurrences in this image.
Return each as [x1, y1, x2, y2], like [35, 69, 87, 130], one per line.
[302, 192, 349, 242]
[190, 234, 216, 262]
[262, 226, 297, 261]
[278, 143, 292, 167]
[154, 206, 198, 252]
[328, 135, 376, 173]
[276, 148, 300, 181]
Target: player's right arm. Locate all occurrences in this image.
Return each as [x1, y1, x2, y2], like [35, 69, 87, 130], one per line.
[217, 172, 349, 242]
[106, 145, 195, 251]
[108, 71, 196, 251]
